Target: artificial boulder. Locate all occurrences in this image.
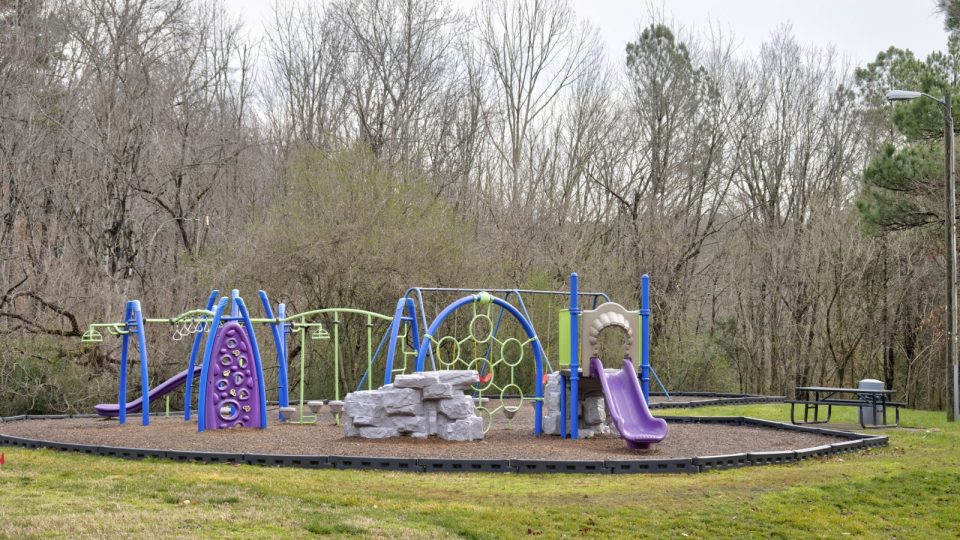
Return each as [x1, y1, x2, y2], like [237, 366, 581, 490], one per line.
[342, 370, 484, 441]
[541, 372, 618, 438]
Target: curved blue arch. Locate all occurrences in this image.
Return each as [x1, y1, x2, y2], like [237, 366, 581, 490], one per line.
[196, 297, 228, 432]
[234, 296, 268, 429]
[118, 301, 133, 425]
[383, 297, 421, 384]
[414, 293, 545, 435]
[258, 290, 289, 416]
[118, 300, 150, 426]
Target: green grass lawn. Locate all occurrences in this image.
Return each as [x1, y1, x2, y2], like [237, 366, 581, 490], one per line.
[1, 404, 958, 539]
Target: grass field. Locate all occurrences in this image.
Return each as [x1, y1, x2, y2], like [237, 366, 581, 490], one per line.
[1, 404, 958, 539]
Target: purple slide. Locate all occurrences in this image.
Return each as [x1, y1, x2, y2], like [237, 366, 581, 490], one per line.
[590, 356, 668, 449]
[94, 366, 202, 418]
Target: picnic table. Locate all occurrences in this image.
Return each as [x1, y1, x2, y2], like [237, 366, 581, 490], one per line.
[787, 386, 903, 429]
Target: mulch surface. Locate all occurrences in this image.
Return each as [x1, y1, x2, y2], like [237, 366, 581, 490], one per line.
[1, 403, 840, 460]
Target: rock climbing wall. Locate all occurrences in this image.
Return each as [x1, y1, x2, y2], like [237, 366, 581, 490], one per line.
[342, 370, 484, 441]
[203, 321, 263, 429]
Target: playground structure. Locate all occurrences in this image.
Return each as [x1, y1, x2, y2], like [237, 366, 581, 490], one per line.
[87, 290, 277, 430]
[84, 273, 669, 446]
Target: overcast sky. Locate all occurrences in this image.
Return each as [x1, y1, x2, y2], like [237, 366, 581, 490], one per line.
[226, 0, 950, 67]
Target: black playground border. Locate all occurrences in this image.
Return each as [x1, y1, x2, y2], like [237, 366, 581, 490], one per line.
[649, 392, 786, 409]
[0, 414, 887, 475]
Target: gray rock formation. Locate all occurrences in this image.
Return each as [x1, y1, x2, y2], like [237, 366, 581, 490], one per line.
[422, 382, 454, 399]
[393, 372, 439, 388]
[436, 370, 480, 390]
[342, 370, 484, 441]
[380, 387, 421, 416]
[541, 372, 618, 438]
[437, 394, 474, 419]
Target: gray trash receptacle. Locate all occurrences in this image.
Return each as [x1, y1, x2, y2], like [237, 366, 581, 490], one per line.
[858, 379, 885, 427]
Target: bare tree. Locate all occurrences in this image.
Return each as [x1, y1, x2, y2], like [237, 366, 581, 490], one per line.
[472, 0, 601, 210]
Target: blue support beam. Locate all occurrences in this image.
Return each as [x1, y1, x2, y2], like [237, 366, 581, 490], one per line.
[569, 273, 580, 440]
[640, 274, 651, 402]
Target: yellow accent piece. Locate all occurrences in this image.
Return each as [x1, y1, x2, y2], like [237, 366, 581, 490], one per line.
[477, 291, 494, 305]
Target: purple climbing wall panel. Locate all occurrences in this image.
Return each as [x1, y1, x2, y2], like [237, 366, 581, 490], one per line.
[202, 322, 264, 429]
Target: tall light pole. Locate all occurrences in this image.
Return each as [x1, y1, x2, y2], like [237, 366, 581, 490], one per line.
[886, 89, 958, 421]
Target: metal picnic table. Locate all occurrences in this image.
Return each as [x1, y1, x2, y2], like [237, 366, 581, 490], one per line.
[788, 386, 902, 429]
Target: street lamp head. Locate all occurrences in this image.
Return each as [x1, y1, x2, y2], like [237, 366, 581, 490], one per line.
[885, 89, 923, 101]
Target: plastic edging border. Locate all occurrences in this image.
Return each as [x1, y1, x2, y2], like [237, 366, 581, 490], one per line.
[418, 458, 511, 472]
[243, 454, 330, 468]
[511, 459, 609, 474]
[650, 393, 786, 410]
[0, 415, 889, 474]
[328, 455, 423, 471]
[606, 457, 696, 474]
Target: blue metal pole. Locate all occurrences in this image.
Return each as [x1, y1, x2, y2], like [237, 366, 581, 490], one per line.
[641, 274, 651, 402]
[277, 303, 288, 408]
[258, 290, 289, 417]
[185, 290, 219, 421]
[118, 301, 134, 425]
[405, 298, 421, 364]
[650, 365, 670, 399]
[132, 301, 150, 426]
[383, 297, 408, 384]
[197, 297, 229, 432]
[231, 289, 240, 317]
[236, 297, 268, 428]
[569, 273, 580, 439]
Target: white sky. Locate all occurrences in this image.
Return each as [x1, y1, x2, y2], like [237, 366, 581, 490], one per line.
[225, 0, 949, 67]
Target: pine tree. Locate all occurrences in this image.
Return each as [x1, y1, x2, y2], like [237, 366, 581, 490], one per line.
[855, 38, 960, 236]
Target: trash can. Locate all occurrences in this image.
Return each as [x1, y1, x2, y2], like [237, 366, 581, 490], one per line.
[858, 379, 885, 427]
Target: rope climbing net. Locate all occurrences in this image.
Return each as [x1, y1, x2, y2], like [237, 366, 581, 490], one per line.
[424, 300, 540, 432]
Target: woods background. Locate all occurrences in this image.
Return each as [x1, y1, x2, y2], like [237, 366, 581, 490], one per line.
[1, 0, 957, 414]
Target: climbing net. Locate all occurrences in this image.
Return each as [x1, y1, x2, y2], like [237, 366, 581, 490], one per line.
[424, 301, 540, 432]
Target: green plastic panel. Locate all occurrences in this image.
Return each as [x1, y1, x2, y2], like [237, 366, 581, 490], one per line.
[558, 309, 572, 367]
